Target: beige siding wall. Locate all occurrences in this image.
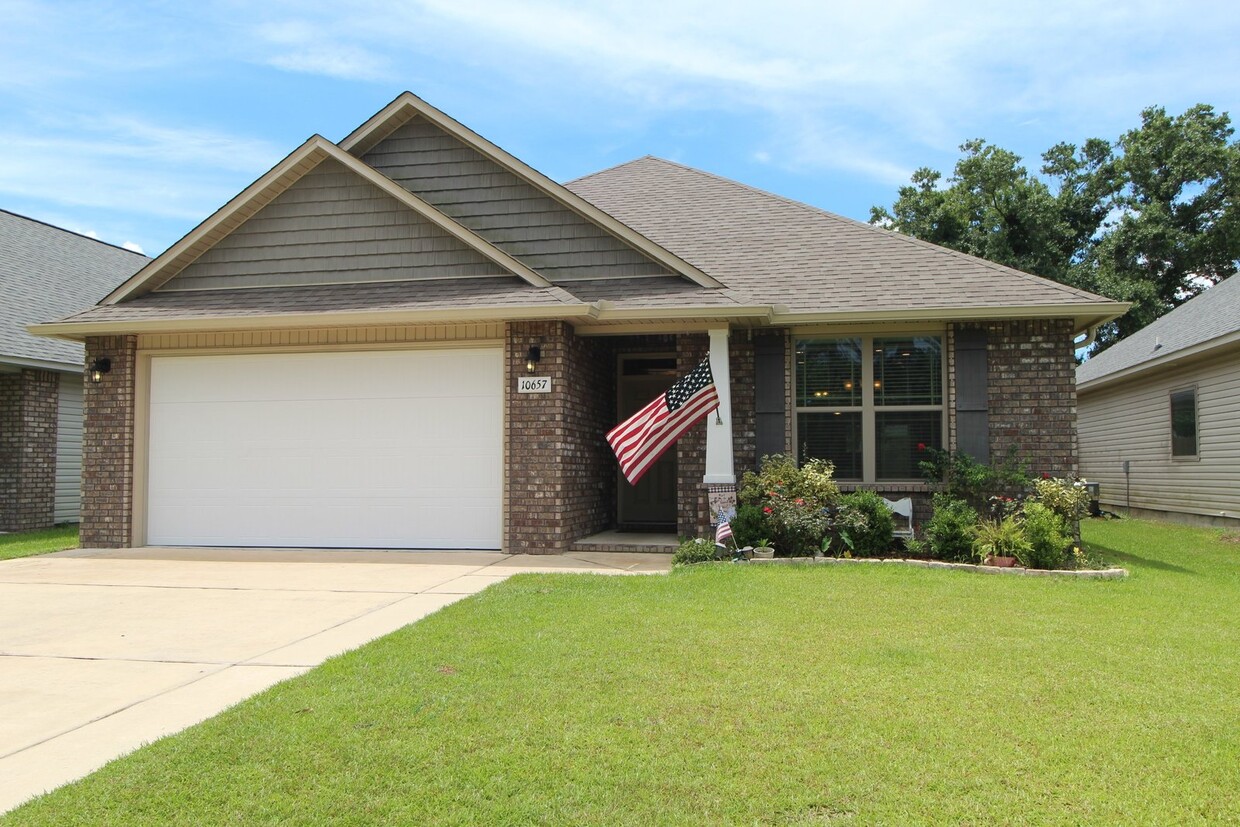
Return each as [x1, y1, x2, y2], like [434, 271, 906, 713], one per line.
[136, 323, 503, 351]
[159, 159, 509, 292]
[54, 372, 83, 523]
[1079, 347, 1240, 521]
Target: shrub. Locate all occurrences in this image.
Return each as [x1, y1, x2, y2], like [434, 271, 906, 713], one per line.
[972, 515, 1033, 564]
[730, 504, 771, 549]
[738, 455, 840, 556]
[1021, 501, 1071, 569]
[836, 490, 896, 557]
[919, 447, 1031, 511]
[925, 494, 980, 562]
[672, 537, 718, 566]
[1030, 477, 1090, 523]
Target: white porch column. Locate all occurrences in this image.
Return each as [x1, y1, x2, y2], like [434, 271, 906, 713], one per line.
[703, 327, 735, 485]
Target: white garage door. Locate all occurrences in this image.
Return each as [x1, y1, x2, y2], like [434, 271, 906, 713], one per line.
[146, 348, 502, 549]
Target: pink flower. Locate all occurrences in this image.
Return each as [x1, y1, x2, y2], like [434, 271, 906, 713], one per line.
[763, 507, 773, 514]
[1042, 472, 1051, 480]
[917, 442, 926, 451]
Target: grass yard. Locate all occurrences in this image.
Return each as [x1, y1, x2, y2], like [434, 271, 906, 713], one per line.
[5, 518, 1239, 825]
[0, 525, 78, 561]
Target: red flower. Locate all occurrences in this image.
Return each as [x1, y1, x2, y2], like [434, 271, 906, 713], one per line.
[917, 442, 926, 451]
[1042, 472, 1051, 479]
[763, 507, 773, 514]
[795, 498, 805, 505]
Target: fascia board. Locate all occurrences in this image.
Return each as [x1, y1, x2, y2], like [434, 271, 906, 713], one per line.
[773, 302, 1130, 332]
[340, 92, 724, 290]
[28, 304, 598, 341]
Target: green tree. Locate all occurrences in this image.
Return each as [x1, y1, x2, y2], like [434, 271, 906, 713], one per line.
[872, 105, 1240, 353]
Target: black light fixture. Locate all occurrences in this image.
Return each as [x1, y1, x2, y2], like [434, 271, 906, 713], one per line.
[525, 345, 541, 374]
[87, 357, 111, 384]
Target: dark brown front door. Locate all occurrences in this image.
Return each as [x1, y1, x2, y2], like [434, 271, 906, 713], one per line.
[616, 356, 678, 530]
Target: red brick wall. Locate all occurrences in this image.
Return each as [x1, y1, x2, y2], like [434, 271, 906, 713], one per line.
[976, 318, 1078, 478]
[80, 336, 137, 548]
[0, 369, 59, 531]
[505, 321, 615, 553]
[730, 333, 757, 476]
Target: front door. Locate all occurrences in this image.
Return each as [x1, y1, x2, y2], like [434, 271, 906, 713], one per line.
[616, 356, 678, 530]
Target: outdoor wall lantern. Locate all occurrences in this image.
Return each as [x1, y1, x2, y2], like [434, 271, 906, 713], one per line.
[525, 345, 541, 374]
[87, 357, 111, 384]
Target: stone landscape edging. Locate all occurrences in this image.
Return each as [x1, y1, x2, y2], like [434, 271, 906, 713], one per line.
[747, 555, 1128, 579]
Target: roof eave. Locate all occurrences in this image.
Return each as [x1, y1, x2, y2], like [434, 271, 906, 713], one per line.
[772, 302, 1129, 332]
[27, 303, 599, 342]
[1078, 328, 1240, 393]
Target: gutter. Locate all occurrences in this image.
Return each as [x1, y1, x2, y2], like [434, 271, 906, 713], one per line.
[1078, 328, 1240, 393]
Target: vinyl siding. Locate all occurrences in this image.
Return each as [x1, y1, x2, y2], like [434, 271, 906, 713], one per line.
[54, 371, 82, 523]
[158, 159, 511, 291]
[362, 118, 672, 282]
[1079, 347, 1240, 520]
[136, 323, 503, 351]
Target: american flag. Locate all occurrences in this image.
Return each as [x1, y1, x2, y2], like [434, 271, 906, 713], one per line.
[715, 518, 733, 545]
[607, 357, 720, 485]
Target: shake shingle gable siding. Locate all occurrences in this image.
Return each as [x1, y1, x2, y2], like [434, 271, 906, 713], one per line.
[362, 118, 674, 282]
[157, 159, 512, 292]
[565, 157, 1111, 315]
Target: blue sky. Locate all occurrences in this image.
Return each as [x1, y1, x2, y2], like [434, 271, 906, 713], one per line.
[2, 0, 1238, 256]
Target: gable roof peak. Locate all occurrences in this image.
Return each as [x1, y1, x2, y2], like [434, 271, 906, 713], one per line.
[341, 94, 722, 290]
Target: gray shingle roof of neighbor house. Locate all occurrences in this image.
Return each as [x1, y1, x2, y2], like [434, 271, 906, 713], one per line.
[0, 209, 147, 367]
[566, 156, 1118, 320]
[1077, 274, 1240, 388]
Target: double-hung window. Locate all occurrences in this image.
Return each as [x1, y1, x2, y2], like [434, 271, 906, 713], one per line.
[795, 334, 945, 481]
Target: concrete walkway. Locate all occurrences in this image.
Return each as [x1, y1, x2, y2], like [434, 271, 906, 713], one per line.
[0, 548, 670, 813]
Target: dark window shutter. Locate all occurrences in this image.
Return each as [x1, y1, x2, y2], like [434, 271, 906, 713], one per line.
[954, 328, 989, 464]
[753, 334, 786, 468]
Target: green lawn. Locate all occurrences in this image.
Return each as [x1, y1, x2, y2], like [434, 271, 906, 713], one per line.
[0, 524, 78, 561]
[6, 519, 1239, 825]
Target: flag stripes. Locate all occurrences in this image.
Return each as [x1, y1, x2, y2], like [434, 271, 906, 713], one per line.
[607, 357, 720, 485]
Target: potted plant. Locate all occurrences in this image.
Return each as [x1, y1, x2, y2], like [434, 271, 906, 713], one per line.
[972, 516, 1031, 567]
[752, 538, 775, 559]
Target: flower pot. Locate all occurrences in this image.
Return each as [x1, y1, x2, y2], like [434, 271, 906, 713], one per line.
[752, 548, 775, 559]
[985, 555, 1018, 568]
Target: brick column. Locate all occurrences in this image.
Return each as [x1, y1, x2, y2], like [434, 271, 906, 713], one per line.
[0, 369, 59, 531]
[505, 321, 613, 554]
[981, 319, 1078, 478]
[81, 335, 137, 548]
[676, 333, 710, 538]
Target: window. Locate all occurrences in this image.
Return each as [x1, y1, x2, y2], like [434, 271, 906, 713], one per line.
[1170, 388, 1198, 458]
[795, 335, 944, 481]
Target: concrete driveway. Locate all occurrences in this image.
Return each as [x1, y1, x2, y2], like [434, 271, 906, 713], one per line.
[0, 547, 670, 813]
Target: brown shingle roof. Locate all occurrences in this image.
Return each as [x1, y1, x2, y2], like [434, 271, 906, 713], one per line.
[566, 156, 1114, 315]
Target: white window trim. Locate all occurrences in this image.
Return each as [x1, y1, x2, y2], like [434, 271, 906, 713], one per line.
[792, 331, 948, 483]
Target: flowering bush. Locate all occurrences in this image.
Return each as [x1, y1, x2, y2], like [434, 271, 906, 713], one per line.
[919, 447, 1031, 511]
[738, 455, 840, 555]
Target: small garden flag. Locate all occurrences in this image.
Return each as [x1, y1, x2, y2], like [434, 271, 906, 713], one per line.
[715, 517, 733, 545]
[607, 357, 719, 485]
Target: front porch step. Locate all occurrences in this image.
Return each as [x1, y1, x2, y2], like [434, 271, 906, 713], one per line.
[571, 530, 678, 554]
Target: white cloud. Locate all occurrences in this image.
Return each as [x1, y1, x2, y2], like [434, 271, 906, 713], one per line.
[121, 241, 145, 254]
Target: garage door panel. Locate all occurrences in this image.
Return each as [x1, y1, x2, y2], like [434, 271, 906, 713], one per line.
[147, 349, 502, 549]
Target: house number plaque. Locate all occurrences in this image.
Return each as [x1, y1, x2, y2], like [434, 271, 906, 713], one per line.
[517, 376, 552, 393]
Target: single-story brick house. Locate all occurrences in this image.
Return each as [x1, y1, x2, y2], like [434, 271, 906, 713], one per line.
[1078, 274, 1239, 527]
[1, 209, 147, 532]
[33, 93, 1126, 552]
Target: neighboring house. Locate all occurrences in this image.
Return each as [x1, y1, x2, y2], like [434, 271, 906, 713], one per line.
[1078, 276, 1240, 527]
[0, 210, 147, 532]
[32, 93, 1126, 552]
